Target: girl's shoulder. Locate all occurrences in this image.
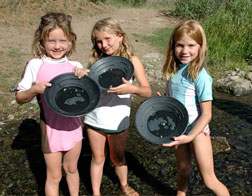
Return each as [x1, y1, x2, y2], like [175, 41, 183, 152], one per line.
[27, 58, 43, 66]
[195, 67, 212, 84]
[25, 58, 43, 71]
[68, 60, 83, 68]
[130, 55, 142, 66]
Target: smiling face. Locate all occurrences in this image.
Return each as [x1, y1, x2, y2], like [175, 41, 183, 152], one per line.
[175, 34, 200, 65]
[44, 28, 71, 59]
[94, 30, 123, 56]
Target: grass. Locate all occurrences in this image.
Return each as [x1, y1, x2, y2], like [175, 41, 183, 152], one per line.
[134, 0, 252, 81]
[0, 0, 104, 26]
[173, 0, 252, 74]
[134, 27, 173, 54]
[100, 0, 175, 9]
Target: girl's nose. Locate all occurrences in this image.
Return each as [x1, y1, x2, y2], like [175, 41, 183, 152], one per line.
[182, 46, 188, 53]
[54, 41, 61, 49]
[102, 40, 108, 48]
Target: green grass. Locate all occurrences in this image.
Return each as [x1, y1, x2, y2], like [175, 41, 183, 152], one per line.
[134, 27, 173, 54]
[135, 0, 252, 80]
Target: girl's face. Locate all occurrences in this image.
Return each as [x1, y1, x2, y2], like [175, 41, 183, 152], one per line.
[175, 34, 200, 64]
[44, 28, 71, 59]
[94, 30, 123, 56]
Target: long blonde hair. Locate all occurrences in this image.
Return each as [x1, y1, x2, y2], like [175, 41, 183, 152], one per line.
[163, 20, 207, 80]
[32, 12, 77, 58]
[88, 17, 135, 67]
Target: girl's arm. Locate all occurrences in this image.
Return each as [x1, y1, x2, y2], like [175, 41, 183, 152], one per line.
[107, 56, 152, 98]
[162, 100, 212, 147]
[16, 82, 51, 104]
[187, 100, 212, 138]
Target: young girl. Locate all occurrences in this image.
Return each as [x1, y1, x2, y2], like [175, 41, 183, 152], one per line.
[16, 12, 87, 196]
[160, 20, 230, 196]
[76, 17, 152, 196]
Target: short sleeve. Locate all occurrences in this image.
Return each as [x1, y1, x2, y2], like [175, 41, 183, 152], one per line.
[17, 59, 42, 92]
[195, 68, 213, 102]
[69, 61, 83, 69]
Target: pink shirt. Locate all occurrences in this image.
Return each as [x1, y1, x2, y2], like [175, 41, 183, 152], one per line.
[35, 57, 83, 152]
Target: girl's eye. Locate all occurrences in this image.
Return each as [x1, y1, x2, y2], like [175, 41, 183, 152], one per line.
[60, 40, 68, 44]
[47, 40, 56, 43]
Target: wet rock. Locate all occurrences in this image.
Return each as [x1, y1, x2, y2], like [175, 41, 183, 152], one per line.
[0, 121, 5, 126]
[211, 136, 231, 153]
[7, 114, 15, 121]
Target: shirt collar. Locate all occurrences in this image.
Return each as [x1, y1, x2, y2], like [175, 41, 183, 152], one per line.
[42, 55, 68, 64]
[179, 63, 189, 69]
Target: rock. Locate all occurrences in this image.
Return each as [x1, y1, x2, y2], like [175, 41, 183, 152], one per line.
[0, 122, 5, 126]
[211, 136, 231, 153]
[215, 68, 252, 96]
[7, 114, 15, 121]
[247, 72, 252, 82]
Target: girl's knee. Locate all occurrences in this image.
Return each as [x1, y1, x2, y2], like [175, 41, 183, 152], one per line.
[202, 174, 218, 189]
[63, 163, 78, 175]
[178, 164, 192, 177]
[47, 170, 62, 183]
[92, 155, 106, 165]
[110, 155, 126, 167]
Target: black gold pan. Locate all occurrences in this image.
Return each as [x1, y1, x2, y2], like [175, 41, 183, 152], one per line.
[88, 56, 134, 90]
[135, 96, 188, 144]
[44, 73, 100, 117]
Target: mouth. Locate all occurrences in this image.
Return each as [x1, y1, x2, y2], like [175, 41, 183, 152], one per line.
[181, 55, 190, 59]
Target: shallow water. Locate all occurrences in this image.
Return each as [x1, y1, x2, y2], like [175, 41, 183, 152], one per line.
[0, 90, 251, 195]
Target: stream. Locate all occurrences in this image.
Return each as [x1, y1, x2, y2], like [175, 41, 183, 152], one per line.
[0, 90, 251, 195]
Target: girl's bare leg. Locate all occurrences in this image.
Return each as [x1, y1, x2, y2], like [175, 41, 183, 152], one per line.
[63, 140, 82, 196]
[87, 128, 107, 196]
[192, 134, 230, 196]
[175, 144, 192, 196]
[44, 152, 62, 196]
[107, 129, 129, 186]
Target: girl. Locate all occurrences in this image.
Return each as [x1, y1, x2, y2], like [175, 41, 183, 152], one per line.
[76, 17, 152, 196]
[16, 12, 87, 196]
[160, 20, 230, 196]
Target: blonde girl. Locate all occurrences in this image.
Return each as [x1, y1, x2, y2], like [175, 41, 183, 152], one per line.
[76, 17, 152, 196]
[16, 12, 85, 196]
[161, 20, 230, 196]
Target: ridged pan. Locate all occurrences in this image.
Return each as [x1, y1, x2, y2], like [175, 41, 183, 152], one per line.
[135, 96, 188, 144]
[88, 56, 134, 90]
[44, 73, 100, 117]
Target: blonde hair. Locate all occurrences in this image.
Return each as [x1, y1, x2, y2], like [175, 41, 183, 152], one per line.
[32, 12, 77, 58]
[163, 20, 207, 80]
[88, 17, 135, 67]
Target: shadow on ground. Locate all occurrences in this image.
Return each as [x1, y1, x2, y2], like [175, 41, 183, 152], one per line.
[11, 118, 175, 195]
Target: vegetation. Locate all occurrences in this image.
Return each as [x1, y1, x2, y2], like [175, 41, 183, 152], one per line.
[92, 0, 147, 7]
[0, 0, 104, 26]
[140, 0, 252, 78]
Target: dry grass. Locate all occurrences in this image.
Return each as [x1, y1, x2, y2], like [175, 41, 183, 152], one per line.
[0, 0, 105, 27]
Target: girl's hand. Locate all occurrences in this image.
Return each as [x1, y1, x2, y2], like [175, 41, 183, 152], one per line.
[32, 82, 52, 95]
[156, 91, 162, 96]
[73, 67, 90, 79]
[16, 82, 51, 104]
[162, 134, 193, 147]
[107, 77, 134, 95]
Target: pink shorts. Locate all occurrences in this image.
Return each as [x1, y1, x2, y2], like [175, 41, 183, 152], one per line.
[200, 125, 210, 136]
